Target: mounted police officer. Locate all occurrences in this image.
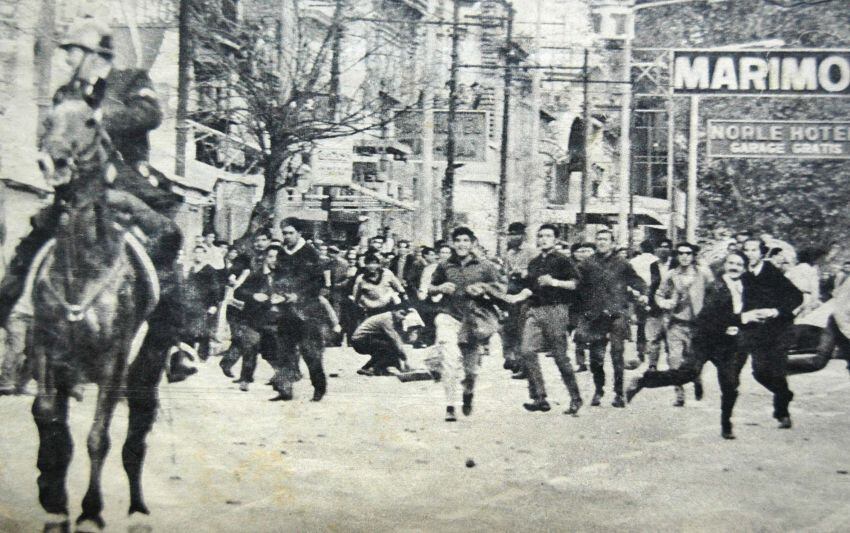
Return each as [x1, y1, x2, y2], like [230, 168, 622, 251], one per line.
[0, 18, 194, 394]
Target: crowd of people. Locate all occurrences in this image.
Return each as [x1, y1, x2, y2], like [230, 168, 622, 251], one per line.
[144, 219, 850, 438]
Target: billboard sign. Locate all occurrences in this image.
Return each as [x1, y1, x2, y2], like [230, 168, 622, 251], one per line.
[395, 110, 488, 162]
[672, 50, 850, 96]
[707, 120, 850, 159]
[311, 138, 354, 185]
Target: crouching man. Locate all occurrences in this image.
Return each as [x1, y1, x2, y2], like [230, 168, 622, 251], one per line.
[351, 308, 414, 376]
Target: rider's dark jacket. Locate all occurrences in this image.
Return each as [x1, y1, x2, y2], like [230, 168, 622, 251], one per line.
[0, 68, 181, 325]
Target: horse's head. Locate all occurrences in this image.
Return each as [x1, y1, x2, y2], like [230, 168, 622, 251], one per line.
[37, 81, 116, 189]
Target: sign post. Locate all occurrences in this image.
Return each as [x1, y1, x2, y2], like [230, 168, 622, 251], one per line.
[669, 48, 850, 241]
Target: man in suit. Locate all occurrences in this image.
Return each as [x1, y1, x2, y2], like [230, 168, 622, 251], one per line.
[739, 238, 803, 428]
[627, 251, 749, 439]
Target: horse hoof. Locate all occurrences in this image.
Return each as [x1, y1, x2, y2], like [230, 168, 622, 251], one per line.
[127, 510, 152, 533]
[42, 513, 69, 533]
[74, 515, 105, 532]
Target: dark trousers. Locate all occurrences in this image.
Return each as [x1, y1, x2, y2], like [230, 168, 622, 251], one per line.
[742, 327, 794, 419]
[350, 334, 404, 371]
[521, 305, 581, 402]
[502, 304, 525, 364]
[787, 317, 850, 374]
[273, 319, 326, 397]
[588, 315, 629, 396]
[220, 322, 264, 383]
[635, 308, 647, 359]
[640, 338, 746, 432]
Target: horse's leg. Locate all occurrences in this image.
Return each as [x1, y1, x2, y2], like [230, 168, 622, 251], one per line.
[76, 370, 122, 530]
[31, 353, 73, 522]
[123, 335, 165, 517]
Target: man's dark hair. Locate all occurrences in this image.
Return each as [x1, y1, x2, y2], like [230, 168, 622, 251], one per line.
[797, 246, 827, 265]
[213, 239, 229, 247]
[451, 226, 476, 241]
[507, 222, 526, 235]
[398, 239, 411, 247]
[675, 241, 700, 254]
[538, 223, 560, 238]
[192, 244, 206, 253]
[639, 240, 655, 253]
[578, 242, 597, 251]
[280, 217, 304, 234]
[658, 238, 672, 248]
[421, 246, 436, 256]
[596, 228, 614, 239]
[743, 237, 769, 257]
[570, 242, 583, 254]
[255, 228, 273, 240]
[265, 243, 284, 256]
[735, 230, 753, 239]
[362, 251, 382, 264]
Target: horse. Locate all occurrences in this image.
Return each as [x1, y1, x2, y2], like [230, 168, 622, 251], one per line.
[30, 83, 166, 531]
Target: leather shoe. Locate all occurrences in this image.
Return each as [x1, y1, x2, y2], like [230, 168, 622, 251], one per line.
[564, 398, 583, 416]
[523, 399, 551, 412]
[591, 390, 604, 406]
[575, 364, 588, 373]
[722, 429, 736, 440]
[777, 416, 792, 429]
[511, 370, 527, 380]
[238, 381, 249, 392]
[220, 363, 234, 379]
[673, 398, 685, 407]
[612, 395, 625, 408]
[445, 406, 457, 422]
[694, 380, 704, 401]
[268, 390, 293, 402]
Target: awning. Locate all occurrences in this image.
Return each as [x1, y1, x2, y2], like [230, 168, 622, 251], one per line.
[344, 182, 416, 211]
[543, 202, 669, 227]
[353, 139, 413, 157]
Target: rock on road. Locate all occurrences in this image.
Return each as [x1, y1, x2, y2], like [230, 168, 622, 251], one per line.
[1, 345, 849, 532]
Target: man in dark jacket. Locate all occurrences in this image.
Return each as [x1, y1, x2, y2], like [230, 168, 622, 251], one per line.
[270, 218, 328, 402]
[739, 238, 803, 428]
[627, 251, 749, 439]
[577, 229, 647, 408]
[504, 224, 583, 415]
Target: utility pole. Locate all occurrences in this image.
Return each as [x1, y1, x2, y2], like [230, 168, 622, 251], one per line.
[175, 0, 191, 177]
[617, 33, 632, 247]
[525, 0, 542, 228]
[34, 0, 56, 137]
[686, 94, 699, 242]
[496, 2, 514, 255]
[666, 92, 677, 242]
[420, 11, 436, 245]
[329, 0, 343, 118]
[579, 48, 590, 240]
[441, 0, 461, 237]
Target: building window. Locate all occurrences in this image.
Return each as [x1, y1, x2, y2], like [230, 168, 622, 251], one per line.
[612, 14, 628, 36]
[591, 13, 602, 34]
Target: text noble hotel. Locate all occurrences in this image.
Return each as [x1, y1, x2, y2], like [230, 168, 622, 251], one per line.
[707, 121, 850, 159]
[672, 50, 850, 95]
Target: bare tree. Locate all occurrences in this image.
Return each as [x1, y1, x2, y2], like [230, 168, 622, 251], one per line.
[187, 0, 427, 237]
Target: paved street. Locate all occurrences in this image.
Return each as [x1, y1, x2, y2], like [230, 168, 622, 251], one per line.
[1, 345, 849, 532]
